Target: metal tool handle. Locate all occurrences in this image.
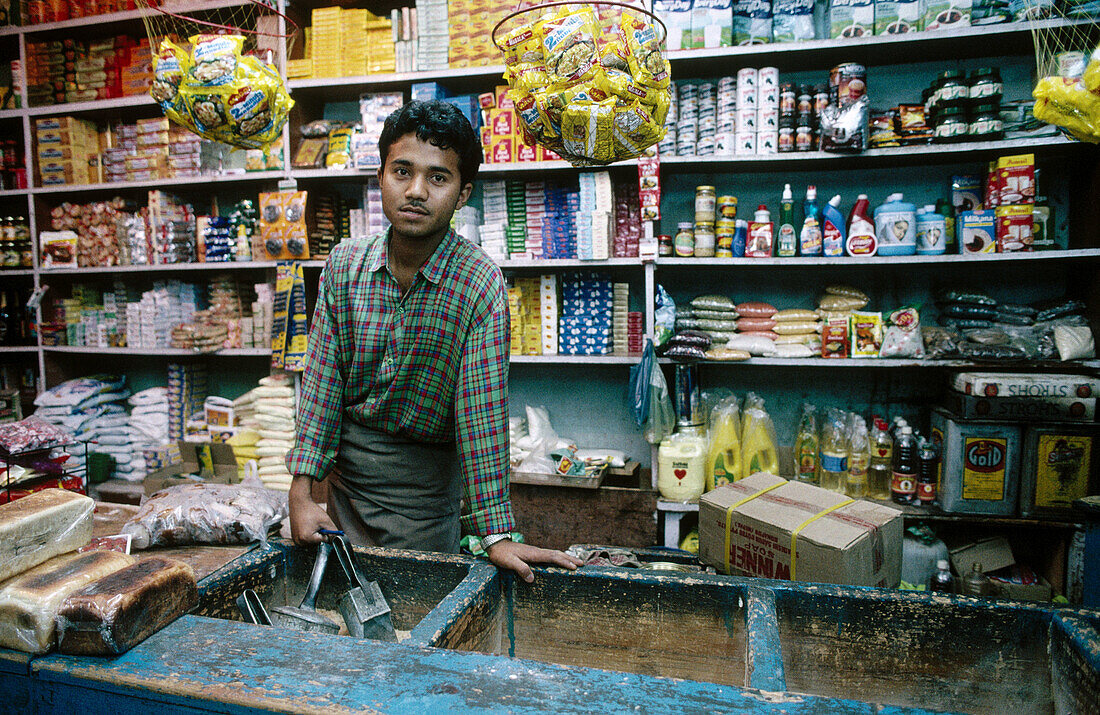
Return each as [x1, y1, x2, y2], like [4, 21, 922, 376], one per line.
[237, 589, 273, 626]
[300, 541, 331, 610]
[332, 535, 366, 591]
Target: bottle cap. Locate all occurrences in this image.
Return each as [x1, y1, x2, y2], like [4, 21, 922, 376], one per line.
[782, 183, 792, 200]
[937, 560, 949, 569]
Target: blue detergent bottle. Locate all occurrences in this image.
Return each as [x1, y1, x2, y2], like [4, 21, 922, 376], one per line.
[874, 193, 917, 256]
[822, 195, 846, 257]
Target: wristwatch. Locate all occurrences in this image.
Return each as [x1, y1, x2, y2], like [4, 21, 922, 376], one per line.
[481, 533, 511, 551]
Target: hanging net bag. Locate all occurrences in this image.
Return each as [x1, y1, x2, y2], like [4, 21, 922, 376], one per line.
[1027, 4, 1100, 142]
[491, 1, 672, 167]
[136, 0, 296, 149]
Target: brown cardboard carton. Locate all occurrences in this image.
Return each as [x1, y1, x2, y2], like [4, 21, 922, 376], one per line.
[143, 441, 239, 495]
[699, 473, 904, 588]
[948, 536, 1015, 576]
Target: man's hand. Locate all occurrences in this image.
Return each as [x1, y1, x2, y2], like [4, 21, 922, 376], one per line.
[485, 539, 584, 583]
[288, 475, 338, 545]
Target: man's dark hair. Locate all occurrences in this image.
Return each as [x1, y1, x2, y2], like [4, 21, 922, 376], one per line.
[378, 100, 483, 187]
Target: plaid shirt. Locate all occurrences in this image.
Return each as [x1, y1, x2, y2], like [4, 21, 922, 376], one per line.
[287, 228, 515, 536]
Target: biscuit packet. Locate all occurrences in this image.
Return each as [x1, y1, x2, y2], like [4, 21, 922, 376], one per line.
[596, 11, 630, 71]
[538, 8, 605, 88]
[561, 100, 616, 164]
[620, 10, 671, 90]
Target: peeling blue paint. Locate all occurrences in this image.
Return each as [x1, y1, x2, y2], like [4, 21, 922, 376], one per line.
[745, 586, 785, 692]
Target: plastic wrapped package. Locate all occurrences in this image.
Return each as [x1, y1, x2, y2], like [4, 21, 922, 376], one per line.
[741, 394, 780, 476]
[0, 489, 95, 583]
[56, 556, 198, 655]
[938, 290, 996, 306]
[706, 347, 751, 361]
[774, 309, 818, 322]
[736, 302, 778, 318]
[121, 478, 288, 549]
[0, 550, 135, 653]
[738, 318, 778, 332]
[825, 285, 869, 301]
[725, 334, 778, 356]
[692, 294, 738, 312]
[881, 306, 925, 359]
[0, 417, 73, 454]
[958, 342, 1026, 360]
[819, 294, 868, 311]
[1055, 326, 1096, 360]
[1033, 75, 1100, 143]
[654, 285, 676, 347]
[923, 325, 961, 359]
[644, 357, 676, 445]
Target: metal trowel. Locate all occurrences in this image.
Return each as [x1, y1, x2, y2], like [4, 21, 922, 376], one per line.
[270, 542, 341, 634]
[332, 535, 397, 641]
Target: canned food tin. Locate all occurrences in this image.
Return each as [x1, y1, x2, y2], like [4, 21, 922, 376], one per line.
[718, 198, 738, 219]
[761, 86, 780, 109]
[830, 63, 868, 108]
[736, 108, 757, 132]
[759, 67, 779, 88]
[737, 68, 759, 89]
[736, 88, 758, 110]
[758, 131, 779, 154]
[758, 107, 779, 130]
[735, 131, 757, 155]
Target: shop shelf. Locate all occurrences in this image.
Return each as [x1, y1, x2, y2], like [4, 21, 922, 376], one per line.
[0, 189, 30, 198]
[660, 136, 1079, 171]
[0, 268, 35, 276]
[0, 346, 38, 354]
[659, 357, 1100, 369]
[665, 18, 1098, 75]
[0, 0, 254, 36]
[656, 499, 700, 513]
[510, 354, 642, 364]
[0, 109, 21, 121]
[655, 248, 1100, 268]
[498, 257, 642, 269]
[287, 65, 507, 100]
[289, 159, 638, 181]
[861, 498, 1086, 529]
[42, 346, 271, 357]
[23, 94, 158, 118]
[32, 170, 286, 196]
[37, 261, 279, 275]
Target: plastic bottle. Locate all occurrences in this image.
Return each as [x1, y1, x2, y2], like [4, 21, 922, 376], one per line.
[658, 430, 708, 502]
[936, 198, 956, 253]
[706, 397, 742, 490]
[891, 426, 918, 505]
[961, 562, 990, 598]
[902, 523, 949, 587]
[929, 559, 954, 593]
[846, 194, 877, 256]
[732, 219, 748, 257]
[917, 438, 939, 505]
[794, 404, 819, 484]
[800, 185, 823, 256]
[741, 393, 780, 476]
[755, 204, 771, 223]
[777, 184, 797, 257]
[916, 204, 947, 255]
[868, 417, 893, 500]
[846, 417, 870, 498]
[818, 408, 848, 494]
[822, 195, 846, 257]
[874, 193, 917, 256]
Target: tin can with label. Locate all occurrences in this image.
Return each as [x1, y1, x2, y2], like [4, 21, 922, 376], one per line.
[717, 196, 738, 220]
[830, 63, 868, 108]
[735, 131, 757, 156]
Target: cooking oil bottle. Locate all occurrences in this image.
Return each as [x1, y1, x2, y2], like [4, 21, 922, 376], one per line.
[868, 417, 893, 500]
[846, 416, 870, 498]
[794, 404, 819, 484]
[818, 408, 848, 493]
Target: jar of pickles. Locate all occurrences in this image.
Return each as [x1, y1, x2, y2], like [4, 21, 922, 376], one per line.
[674, 222, 695, 257]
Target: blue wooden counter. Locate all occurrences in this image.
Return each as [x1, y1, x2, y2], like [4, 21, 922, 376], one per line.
[4, 540, 1098, 714]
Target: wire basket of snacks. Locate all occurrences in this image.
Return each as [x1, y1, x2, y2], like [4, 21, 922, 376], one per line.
[1025, 0, 1100, 142]
[492, 1, 672, 166]
[137, 0, 296, 150]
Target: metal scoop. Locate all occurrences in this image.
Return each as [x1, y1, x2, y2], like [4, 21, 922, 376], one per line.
[236, 589, 273, 626]
[270, 542, 341, 634]
[332, 535, 397, 641]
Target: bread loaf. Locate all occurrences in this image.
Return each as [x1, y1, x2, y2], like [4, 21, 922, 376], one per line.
[0, 489, 95, 583]
[57, 556, 198, 655]
[0, 550, 135, 653]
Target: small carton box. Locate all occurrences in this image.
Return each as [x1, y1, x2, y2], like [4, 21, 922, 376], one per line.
[942, 391, 1096, 422]
[951, 372, 1100, 399]
[830, 0, 875, 38]
[924, 0, 970, 29]
[143, 440, 239, 495]
[699, 473, 904, 587]
[875, 0, 924, 33]
[948, 536, 1016, 576]
[959, 209, 996, 254]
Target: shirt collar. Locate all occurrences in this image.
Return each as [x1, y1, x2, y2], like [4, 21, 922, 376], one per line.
[369, 227, 458, 285]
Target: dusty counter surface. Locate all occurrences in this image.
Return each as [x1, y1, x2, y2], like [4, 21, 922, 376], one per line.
[2, 538, 1099, 714]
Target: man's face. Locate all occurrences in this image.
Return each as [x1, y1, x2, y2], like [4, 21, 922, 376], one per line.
[378, 133, 472, 241]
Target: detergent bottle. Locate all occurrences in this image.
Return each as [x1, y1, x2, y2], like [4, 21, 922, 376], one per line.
[777, 184, 797, 257]
[875, 193, 917, 256]
[705, 396, 742, 490]
[846, 194, 877, 256]
[800, 185, 823, 256]
[822, 195, 846, 257]
[741, 393, 780, 476]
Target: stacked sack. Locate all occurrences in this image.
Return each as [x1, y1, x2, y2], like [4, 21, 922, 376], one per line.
[248, 373, 295, 492]
[671, 295, 746, 360]
[772, 308, 822, 358]
[33, 376, 131, 479]
[729, 301, 779, 357]
[126, 388, 169, 481]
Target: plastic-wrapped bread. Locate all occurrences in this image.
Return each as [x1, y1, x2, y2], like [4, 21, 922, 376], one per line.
[0, 489, 95, 583]
[56, 556, 198, 655]
[0, 550, 135, 653]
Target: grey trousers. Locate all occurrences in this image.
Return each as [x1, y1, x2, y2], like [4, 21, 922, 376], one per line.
[330, 420, 461, 554]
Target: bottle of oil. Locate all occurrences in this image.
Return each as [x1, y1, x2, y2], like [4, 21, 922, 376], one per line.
[846, 416, 869, 498]
[818, 408, 848, 493]
[891, 426, 918, 505]
[961, 562, 990, 598]
[930, 560, 954, 593]
[794, 404, 819, 484]
[868, 417, 893, 500]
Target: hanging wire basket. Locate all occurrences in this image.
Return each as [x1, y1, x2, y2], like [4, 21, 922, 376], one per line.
[137, 0, 297, 150]
[491, 1, 672, 167]
[1026, 2, 1100, 142]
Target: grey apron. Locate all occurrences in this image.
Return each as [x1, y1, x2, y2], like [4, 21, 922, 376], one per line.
[329, 419, 462, 553]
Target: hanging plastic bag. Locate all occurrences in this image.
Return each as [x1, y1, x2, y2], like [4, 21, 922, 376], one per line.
[629, 339, 655, 427]
[741, 393, 780, 476]
[644, 361, 675, 445]
[654, 284, 676, 348]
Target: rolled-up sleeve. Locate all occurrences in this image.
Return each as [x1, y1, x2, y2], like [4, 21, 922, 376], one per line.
[286, 265, 343, 481]
[454, 300, 515, 536]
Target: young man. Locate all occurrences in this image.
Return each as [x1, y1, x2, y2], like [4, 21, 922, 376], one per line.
[286, 100, 582, 582]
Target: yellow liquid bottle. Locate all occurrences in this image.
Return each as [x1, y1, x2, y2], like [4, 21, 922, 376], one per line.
[706, 407, 742, 490]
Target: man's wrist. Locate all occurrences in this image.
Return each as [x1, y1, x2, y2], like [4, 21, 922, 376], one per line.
[481, 533, 511, 551]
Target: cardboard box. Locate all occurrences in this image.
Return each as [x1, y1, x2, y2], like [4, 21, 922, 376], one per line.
[989, 575, 1052, 602]
[948, 536, 1052, 601]
[144, 440, 239, 495]
[942, 391, 1096, 423]
[951, 372, 1100, 399]
[699, 473, 903, 587]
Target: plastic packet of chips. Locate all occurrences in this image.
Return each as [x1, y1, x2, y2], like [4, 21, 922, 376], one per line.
[152, 41, 198, 133]
[596, 13, 630, 71]
[610, 104, 664, 159]
[561, 100, 615, 164]
[538, 8, 604, 89]
[1033, 76, 1100, 143]
[503, 24, 550, 94]
[621, 10, 671, 90]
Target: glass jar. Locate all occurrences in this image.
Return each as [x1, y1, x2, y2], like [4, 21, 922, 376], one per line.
[937, 70, 968, 110]
[674, 222, 695, 257]
[779, 126, 795, 152]
[780, 83, 796, 115]
[797, 85, 813, 114]
[693, 222, 716, 257]
[968, 67, 1003, 104]
[657, 234, 673, 256]
[694, 185, 716, 224]
[934, 107, 969, 143]
[968, 103, 1004, 140]
[796, 123, 814, 151]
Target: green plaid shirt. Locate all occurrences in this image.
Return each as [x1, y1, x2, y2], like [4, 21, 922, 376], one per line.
[287, 229, 515, 536]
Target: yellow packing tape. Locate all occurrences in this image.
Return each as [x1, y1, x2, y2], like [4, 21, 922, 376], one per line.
[789, 499, 854, 581]
[723, 481, 785, 575]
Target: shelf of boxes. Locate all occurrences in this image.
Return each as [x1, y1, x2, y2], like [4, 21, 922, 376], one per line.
[32, 170, 287, 195]
[0, 346, 38, 354]
[36, 261, 281, 275]
[0, 269, 35, 276]
[22, 94, 158, 118]
[510, 354, 643, 365]
[42, 346, 272, 357]
[657, 358, 1100, 369]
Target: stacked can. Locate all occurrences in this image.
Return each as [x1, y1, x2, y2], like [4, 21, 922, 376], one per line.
[735, 68, 758, 156]
[779, 83, 796, 152]
[716, 76, 737, 155]
[694, 185, 716, 257]
[659, 82, 678, 155]
[758, 67, 780, 154]
[715, 195, 738, 257]
[677, 83, 698, 157]
[697, 82, 718, 156]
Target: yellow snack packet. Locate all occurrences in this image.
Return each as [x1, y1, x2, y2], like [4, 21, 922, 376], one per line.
[514, 91, 556, 143]
[648, 86, 673, 126]
[502, 22, 549, 93]
[1081, 48, 1100, 93]
[621, 11, 670, 90]
[610, 104, 664, 160]
[151, 40, 197, 133]
[1033, 76, 1100, 143]
[561, 100, 615, 164]
[605, 68, 661, 105]
[596, 11, 630, 71]
[188, 34, 244, 87]
[538, 8, 603, 88]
